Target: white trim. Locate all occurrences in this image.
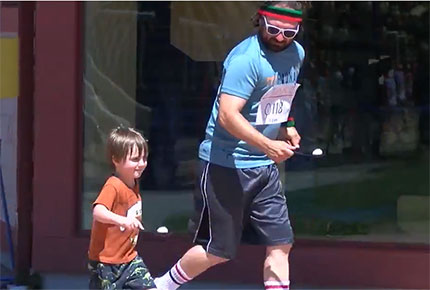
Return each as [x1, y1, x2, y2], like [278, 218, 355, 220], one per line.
[192, 163, 209, 243]
[171, 264, 186, 284]
[264, 280, 290, 289]
[176, 259, 192, 281]
[203, 164, 213, 252]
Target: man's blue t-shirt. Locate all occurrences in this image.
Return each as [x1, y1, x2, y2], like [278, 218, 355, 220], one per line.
[199, 34, 305, 168]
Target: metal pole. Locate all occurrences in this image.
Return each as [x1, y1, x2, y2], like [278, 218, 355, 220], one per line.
[0, 139, 15, 282]
[16, 1, 35, 283]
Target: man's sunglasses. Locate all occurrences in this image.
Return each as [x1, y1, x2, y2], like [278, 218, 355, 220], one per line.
[263, 16, 300, 39]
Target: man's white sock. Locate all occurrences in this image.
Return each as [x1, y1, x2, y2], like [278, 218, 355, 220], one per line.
[264, 280, 290, 290]
[154, 260, 192, 290]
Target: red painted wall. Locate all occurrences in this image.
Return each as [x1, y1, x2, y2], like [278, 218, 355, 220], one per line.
[30, 2, 430, 289]
[32, 0, 84, 270]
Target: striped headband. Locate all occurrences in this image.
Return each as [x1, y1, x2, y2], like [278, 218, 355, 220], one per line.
[258, 5, 303, 22]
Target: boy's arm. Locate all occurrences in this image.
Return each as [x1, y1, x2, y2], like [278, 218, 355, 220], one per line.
[93, 204, 143, 231]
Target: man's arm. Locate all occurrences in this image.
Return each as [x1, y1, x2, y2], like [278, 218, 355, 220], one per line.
[218, 93, 295, 163]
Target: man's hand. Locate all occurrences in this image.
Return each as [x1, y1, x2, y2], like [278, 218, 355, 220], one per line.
[264, 140, 296, 163]
[279, 127, 301, 149]
[217, 93, 301, 163]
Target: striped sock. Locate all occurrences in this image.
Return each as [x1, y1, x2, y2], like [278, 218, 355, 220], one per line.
[154, 260, 192, 290]
[264, 280, 290, 290]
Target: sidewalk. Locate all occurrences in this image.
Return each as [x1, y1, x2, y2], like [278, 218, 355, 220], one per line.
[39, 273, 332, 290]
[42, 274, 261, 289]
[5, 272, 401, 289]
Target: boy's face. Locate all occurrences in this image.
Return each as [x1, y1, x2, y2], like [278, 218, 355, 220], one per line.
[113, 144, 147, 180]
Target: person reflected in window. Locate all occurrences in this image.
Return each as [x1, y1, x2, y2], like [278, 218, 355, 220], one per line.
[154, 2, 309, 290]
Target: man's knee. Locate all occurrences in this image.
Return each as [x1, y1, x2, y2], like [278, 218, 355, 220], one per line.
[266, 244, 292, 259]
[206, 252, 229, 267]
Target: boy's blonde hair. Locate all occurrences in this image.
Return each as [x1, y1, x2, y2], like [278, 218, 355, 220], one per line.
[106, 127, 149, 168]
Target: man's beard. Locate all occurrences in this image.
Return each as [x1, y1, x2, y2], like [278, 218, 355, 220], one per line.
[262, 37, 292, 52]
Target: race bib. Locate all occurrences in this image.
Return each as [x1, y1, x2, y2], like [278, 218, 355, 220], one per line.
[120, 200, 142, 234]
[127, 201, 142, 245]
[256, 83, 300, 125]
[127, 201, 142, 218]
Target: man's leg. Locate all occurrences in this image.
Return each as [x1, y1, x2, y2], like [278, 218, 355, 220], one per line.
[155, 161, 241, 289]
[263, 244, 292, 290]
[154, 245, 228, 290]
[180, 245, 229, 277]
[242, 164, 293, 289]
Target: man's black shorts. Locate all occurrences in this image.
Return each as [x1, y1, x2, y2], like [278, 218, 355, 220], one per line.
[189, 160, 294, 259]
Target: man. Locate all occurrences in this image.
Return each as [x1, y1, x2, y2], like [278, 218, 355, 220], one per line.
[155, 2, 307, 289]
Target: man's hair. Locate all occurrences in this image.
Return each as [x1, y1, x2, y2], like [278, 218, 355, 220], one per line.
[252, 1, 311, 27]
[263, 1, 311, 11]
[106, 126, 148, 167]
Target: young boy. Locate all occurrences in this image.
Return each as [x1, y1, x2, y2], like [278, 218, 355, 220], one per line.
[88, 127, 156, 290]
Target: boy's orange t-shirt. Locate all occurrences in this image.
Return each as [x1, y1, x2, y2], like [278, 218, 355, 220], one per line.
[88, 176, 142, 264]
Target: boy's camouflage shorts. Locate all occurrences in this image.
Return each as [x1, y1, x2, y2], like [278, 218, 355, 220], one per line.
[88, 255, 156, 289]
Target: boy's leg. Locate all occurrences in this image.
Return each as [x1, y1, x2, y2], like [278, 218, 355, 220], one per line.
[88, 261, 102, 289]
[88, 260, 121, 290]
[123, 256, 157, 290]
[263, 244, 292, 290]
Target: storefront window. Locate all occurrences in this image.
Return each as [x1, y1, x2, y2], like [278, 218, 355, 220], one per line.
[81, 1, 429, 244]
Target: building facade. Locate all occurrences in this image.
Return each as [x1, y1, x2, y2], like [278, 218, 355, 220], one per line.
[1, 1, 429, 288]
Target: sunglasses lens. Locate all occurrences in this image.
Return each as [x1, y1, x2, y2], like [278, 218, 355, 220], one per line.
[267, 26, 280, 35]
[283, 30, 297, 38]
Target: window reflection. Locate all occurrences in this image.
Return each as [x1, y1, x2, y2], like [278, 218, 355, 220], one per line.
[82, 1, 429, 244]
[286, 2, 429, 243]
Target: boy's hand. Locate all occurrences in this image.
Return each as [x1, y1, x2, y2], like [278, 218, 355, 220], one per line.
[120, 217, 144, 231]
